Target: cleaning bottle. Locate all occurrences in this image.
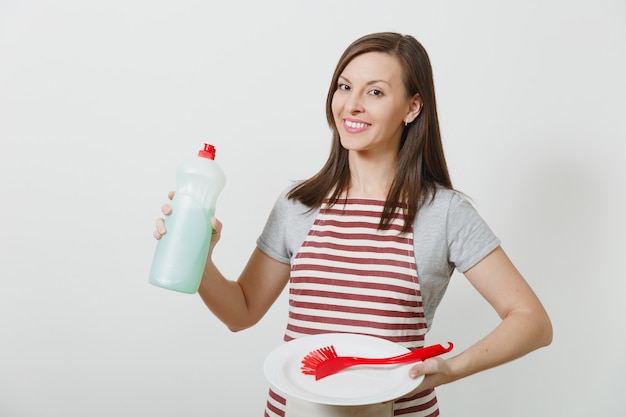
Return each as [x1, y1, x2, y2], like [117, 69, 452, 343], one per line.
[149, 143, 226, 294]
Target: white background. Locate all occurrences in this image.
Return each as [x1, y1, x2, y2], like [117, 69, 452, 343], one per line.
[1, 0, 624, 416]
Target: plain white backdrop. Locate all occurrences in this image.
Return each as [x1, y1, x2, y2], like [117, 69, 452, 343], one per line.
[1, 0, 624, 416]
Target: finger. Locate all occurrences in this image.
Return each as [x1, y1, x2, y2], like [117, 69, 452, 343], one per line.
[161, 203, 172, 215]
[409, 362, 427, 379]
[155, 218, 166, 235]
[208, 218, 222, 256]
[409, 357, 443, 379]
[211, 217, 222, 234]
[168, 190, 175, 200]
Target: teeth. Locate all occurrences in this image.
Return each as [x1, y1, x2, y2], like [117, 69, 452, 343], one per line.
[346, 120, 369, 129]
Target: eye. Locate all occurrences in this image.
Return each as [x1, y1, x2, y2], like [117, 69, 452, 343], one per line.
[337, 83, 351, 91]
[369, 89, 383, 97]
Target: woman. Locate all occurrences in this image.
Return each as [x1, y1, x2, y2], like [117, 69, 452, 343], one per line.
[154, 32, 552, 416]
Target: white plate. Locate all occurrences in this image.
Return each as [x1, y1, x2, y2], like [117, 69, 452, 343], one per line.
[263, 333, 424, 406]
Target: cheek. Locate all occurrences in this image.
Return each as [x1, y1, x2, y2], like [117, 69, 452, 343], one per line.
[331, 95, 343, 123]
[386, 104, 409, 126]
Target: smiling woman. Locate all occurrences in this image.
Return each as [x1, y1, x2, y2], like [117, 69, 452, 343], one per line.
[290, 32, 450, 234]
[332, 52, 422, 162]
[153, 32, 552, 417]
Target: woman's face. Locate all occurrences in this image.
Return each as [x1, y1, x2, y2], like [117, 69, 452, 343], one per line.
[331, 52, 421, 155]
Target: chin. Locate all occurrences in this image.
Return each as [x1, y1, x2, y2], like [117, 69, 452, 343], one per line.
[339, 140, 360, 152]
[339, 136, 364, 151]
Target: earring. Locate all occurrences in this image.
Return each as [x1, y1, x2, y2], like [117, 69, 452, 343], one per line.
[404, 121, 409, 127]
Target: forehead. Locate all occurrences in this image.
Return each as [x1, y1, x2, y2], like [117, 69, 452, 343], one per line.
[341, 52, 404, 83]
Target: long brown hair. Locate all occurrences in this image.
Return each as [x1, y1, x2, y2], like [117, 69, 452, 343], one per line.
[288, 32, 452, 233]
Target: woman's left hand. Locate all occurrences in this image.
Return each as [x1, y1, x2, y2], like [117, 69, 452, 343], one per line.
[385, 357, 453, 403]
[405, 356, 454, 394]
[400, 245, 552, 400]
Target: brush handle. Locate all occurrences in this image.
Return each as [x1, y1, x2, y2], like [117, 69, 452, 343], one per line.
[346, 342, 454, 365]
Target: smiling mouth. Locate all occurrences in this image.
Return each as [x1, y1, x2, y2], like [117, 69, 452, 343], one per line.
[344, 120, 371, 129]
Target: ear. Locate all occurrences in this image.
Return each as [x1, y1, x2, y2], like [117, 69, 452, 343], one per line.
[404, 94, 423, 125]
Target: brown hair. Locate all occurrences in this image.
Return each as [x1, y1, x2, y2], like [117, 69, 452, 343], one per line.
[288, 32, 452, 233]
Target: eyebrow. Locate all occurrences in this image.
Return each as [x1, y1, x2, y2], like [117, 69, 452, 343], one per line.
[338, 75, 392, 87]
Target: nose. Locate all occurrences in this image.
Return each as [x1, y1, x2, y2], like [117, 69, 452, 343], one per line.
[345, 92, 364, 114]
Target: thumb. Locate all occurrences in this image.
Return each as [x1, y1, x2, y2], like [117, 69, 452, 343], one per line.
[409, 357, 442, 379]
[211, 217, 222, 235]
[409, 361, 428, 379]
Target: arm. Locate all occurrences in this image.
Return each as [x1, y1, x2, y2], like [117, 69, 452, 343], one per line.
[154, 195, 291, 333]
[198, 220, 291, 332]
[408, 246, 553, 390]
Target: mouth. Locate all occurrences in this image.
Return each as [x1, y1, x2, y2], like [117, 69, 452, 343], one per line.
[343, 119, 371, 132]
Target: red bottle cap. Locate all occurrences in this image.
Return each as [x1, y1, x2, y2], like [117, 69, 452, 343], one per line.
[198, 143, 216, 160]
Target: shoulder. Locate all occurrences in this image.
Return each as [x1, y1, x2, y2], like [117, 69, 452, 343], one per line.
[257, 181, 319, 264]
[414, 185, 499, 254]
[272, 181, 312, 215]
[424, 187, 500, 272]
[265, 180, 320, 235]
[416, 186, 468, 223]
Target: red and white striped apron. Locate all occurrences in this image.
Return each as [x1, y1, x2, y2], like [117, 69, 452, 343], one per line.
[264, 198, 438, 417]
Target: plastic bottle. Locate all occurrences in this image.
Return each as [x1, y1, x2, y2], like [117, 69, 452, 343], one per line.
[149, 143, 226, 294]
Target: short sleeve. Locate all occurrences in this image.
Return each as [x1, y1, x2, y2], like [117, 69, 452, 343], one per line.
[256, 184, 318, 265]
[446, 193, 501, 273]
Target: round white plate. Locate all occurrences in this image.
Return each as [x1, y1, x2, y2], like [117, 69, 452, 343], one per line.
[263, 333, 424, 406]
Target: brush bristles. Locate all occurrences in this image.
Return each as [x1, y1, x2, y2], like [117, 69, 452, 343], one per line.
[300, 345, 338, 375]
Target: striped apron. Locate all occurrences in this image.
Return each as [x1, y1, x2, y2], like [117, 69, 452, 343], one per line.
[264, 198, 438, 417]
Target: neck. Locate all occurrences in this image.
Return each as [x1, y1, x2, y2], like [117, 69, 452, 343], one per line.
[346, 151, 396, 199]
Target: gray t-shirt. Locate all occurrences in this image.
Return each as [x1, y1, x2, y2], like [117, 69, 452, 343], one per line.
[256, 184, 501, 330]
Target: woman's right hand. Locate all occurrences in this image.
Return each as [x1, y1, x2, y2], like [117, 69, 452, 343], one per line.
[152, 191, 223, 254]
[208, 217, 222, 257]
[153, 191, 174, 240]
